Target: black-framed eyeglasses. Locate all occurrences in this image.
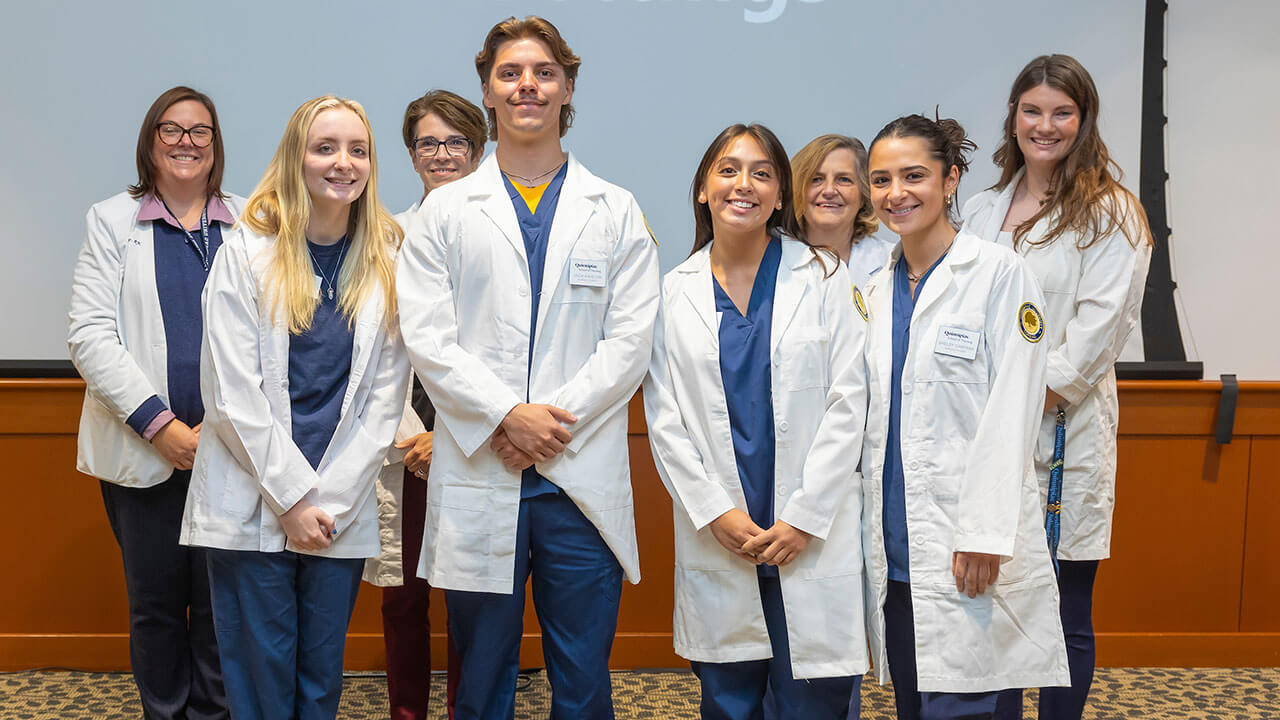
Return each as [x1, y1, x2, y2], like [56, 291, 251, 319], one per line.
[156, 121, 215, 148]
[413, 136, 471, 159]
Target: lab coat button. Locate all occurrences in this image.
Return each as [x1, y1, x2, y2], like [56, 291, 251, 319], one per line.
[903, 383, 913, 394]
[913, 536, 925, 546]
[909, 460, 920, 471]
[518, 287, 529, 297]
[776, 484, 788, 496]
[779, 421, 790, 433]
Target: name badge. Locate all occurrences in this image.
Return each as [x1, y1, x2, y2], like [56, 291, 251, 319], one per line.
[935, 325, 981, 360]
[313, 274, 324, 298]
[569, 257, 607, 287]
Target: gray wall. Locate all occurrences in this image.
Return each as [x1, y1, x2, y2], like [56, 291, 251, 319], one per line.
[0, 0, 1146, 362]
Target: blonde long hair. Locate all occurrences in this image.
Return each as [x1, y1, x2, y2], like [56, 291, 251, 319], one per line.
[242, 95, 401, 334]
[790, 134, 879, 243]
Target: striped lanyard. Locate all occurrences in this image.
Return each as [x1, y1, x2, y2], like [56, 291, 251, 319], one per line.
[1045, 407, 1067, 574]
[160, 198, 211, 271]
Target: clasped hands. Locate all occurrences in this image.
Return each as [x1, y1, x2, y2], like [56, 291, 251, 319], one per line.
[490, 403, 579, 472]
[709, 509, 811, 567]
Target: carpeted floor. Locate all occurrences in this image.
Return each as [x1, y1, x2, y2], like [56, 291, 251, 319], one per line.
[3, 667, 1279, 718]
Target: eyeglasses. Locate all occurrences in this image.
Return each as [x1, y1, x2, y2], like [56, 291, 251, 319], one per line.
[156, 121, 215, 148]
[413, 136, 471, 159]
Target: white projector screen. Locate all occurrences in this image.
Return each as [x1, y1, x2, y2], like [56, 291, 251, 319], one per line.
[0, 0, 1145, 361]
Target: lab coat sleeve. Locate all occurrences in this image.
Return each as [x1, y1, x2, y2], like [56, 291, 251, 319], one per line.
[67, 204, 164, 423]
[553, 194, 661, 454]
[642, 290, 736, 531]
[315, 321, 411, 533]
[777, 263, 868, 541]
[955, 258, 1048, 558]
[1047, 201, 1152, 406]
[199, 235, 321, 516]
[397, 199, 523, 458]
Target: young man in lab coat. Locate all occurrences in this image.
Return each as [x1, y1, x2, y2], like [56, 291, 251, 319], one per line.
[396, 15, 661, 720]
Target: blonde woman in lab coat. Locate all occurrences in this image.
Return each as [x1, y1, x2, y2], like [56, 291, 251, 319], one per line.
[644, 122, 869, 720]
[861, 113, 1069, 720]
[962, 54, 1152, 720]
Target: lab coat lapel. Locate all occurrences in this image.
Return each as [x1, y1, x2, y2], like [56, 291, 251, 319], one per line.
[678, 246, 719, 345]
[475, 156, 528, 266]
[980, 168, 1022, 243]
[770, 240, 811, 358]
[536, 156, 600, 347]
[867, 253, 895, 421]
[341, 290, 382, 417]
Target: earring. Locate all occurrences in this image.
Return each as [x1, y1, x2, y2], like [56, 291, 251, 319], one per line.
[945, 194, 953, 208]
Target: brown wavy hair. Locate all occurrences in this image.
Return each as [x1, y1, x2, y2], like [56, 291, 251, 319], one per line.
[128, 86, 225, 200]
[474, 16, 580, 141]
[690, 124, 833, 275]
[992, 54, 1151, 250]
[790, 134, 879, 242]
[400, 89, 487, 157]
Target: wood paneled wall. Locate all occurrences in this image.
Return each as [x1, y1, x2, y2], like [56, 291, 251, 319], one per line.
[1, 380, 1276, 670]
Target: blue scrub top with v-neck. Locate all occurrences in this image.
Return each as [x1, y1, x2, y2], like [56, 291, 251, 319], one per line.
[713, 236, 782, 578]
[502, 164, 569, 499]
[884, 251, 947, 583]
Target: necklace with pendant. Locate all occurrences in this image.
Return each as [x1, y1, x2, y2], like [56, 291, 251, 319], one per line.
[307, 236, 349, 301]
[501, 160, 564, 186]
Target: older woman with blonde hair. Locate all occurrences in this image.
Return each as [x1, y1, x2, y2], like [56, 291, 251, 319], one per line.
[791, 134, 893, 290]
[180, 95, 408, 720]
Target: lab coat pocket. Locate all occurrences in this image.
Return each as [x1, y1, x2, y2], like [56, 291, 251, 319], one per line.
[432, 482, 495, 578]
[214, 459, 263, 520]
[924, 314, 987, 385]
[779, 326, 830, 390]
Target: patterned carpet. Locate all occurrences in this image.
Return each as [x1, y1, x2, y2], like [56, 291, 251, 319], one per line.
[3, 667, 1279, 718]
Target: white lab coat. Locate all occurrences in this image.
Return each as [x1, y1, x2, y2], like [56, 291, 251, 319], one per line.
[68, 191, 246, 488]
[179, 225, 409, 558]
[847, 234, 894, 291]
[643, 238, 870, 679]
[861, 231, 1069, 692]
[397, 153, 660, 593]
[962, 171, 1151, 560]
[364, 201, 430, 586]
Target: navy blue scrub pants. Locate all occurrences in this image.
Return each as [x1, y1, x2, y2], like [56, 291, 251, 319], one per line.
[100, 473, 226, 720]
[446, 492, 623, 720]
[206, 548, 364, 720]
[884, 581, 1023, 720]
[692, 574, 860, 720]
[992, 559, 1100, 720]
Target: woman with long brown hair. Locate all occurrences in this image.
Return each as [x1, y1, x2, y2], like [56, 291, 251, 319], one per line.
[962, 55, 1152, 720]
[644, 123, 869, 719]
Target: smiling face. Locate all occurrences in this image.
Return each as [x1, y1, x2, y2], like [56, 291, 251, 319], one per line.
[868, 135, 958, 241]
[482, 37, 573, 142]
[410, 112, 478, 195]
[1014, 83, 1080, 172]
[150, 99, 214, 192]
[302, 107, 371, 212]
[804, 147, 862, 234]
[697, 134, 783, 240]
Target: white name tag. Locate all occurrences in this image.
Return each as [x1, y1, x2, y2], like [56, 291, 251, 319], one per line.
[313, 274, 323, 298]
[935, 325, 981, 360]
[569, 257, 607, 287]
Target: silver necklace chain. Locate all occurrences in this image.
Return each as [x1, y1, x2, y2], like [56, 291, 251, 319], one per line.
[501, 160, 564, 186]
[307, 236, 349, 301]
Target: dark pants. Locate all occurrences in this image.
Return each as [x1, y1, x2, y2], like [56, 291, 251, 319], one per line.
[100, 474, 226, 720]
[993, 560, 1100, 720]
[446, 492, 623, 720]
[884, 581, 1020, 720]
[692, 574, 860, 720]
[382, 468, 461, 720]
[207, 548, 364, 720]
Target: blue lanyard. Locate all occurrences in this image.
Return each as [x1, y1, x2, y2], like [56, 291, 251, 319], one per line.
[1045, 407, 1067, 575]
[160, 198, 211, 271]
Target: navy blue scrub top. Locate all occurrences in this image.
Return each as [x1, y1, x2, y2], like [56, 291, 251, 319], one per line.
[154, 219, 225, 427]
[714, 237, 782, 578]
[502, 164, 569, 499]
[884, 251, 947, 583]
[289, 239, 355, 470]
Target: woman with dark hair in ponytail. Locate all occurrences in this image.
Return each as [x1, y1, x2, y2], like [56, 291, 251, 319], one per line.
[859, 113, 1069, 720]
[644, 123, 871, 719]
[962, 55, 1152, 720]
